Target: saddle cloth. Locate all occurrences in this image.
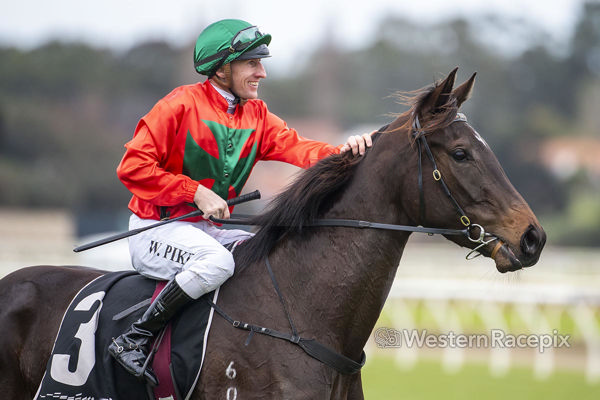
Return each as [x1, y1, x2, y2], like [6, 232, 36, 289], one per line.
[34, 270, 218, 400]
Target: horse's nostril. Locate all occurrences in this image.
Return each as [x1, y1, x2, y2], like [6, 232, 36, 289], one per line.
[521, 225, 542, 256]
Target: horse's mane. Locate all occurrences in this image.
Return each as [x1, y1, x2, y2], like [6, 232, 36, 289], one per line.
[235, 77, 458, 267]
[235, 149, 367, 267]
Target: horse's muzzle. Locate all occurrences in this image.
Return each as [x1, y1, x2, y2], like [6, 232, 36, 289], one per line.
[518, 224, 546, 267]
[494, 224, 546, 273]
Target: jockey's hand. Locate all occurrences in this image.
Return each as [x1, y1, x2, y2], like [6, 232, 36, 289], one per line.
[340, 131, 375, 156]
[193, 185, 230, 220]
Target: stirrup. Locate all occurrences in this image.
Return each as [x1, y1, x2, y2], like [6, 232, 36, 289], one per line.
[111, 337, 138, 353]
[109, 337, 158, 386]
[136, 324, 168, 386]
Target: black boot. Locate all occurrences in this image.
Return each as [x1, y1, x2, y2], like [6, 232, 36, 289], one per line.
[108, 279, 192, 386]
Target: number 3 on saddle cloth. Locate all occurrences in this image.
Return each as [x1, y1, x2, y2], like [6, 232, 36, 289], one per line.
[34, 270, 217, 400]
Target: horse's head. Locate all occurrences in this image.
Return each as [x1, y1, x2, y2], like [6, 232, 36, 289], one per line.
[387, 68, 546, 273]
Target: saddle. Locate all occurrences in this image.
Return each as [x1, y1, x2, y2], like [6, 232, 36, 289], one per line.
[34, 270, 217, 400]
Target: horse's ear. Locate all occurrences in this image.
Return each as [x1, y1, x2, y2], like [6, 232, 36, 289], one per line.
[421, 67, 458, 114]
[453, 72, 476, 108]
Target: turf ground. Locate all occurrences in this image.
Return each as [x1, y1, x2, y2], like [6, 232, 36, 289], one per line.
[362, 356, 600, 399]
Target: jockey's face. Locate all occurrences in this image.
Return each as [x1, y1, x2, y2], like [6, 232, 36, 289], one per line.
[228, 58, 267, 100]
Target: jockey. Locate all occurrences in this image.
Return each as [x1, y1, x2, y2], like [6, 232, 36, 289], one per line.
[109, 18, 372, 385]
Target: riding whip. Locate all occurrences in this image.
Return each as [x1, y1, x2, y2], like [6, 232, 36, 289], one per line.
[73, 190, 261, 253]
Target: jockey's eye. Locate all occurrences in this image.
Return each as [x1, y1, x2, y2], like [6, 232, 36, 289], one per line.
[452, 149, 468, 161]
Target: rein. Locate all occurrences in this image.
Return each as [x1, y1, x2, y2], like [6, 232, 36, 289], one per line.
[218, 214, 469, 236]
[212, 113, 497, 257]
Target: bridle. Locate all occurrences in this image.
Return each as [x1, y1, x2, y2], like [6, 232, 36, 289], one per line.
[411, 112, 500, 259]
[413, 113, 471, 227]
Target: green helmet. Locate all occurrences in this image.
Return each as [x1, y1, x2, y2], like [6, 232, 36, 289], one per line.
[194, 19, 272, 76]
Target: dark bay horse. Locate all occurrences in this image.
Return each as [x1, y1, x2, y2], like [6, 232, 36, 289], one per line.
[0, 68, 545, 399]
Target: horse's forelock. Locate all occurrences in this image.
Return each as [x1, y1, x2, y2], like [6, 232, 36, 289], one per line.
[390, 79, 460, 141]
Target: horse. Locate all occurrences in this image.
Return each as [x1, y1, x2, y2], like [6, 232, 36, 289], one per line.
[0, 68, 545, 399]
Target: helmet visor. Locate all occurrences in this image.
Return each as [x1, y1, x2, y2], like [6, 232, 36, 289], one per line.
[236, 44, 270, 60]
[231, 26, 265, 52]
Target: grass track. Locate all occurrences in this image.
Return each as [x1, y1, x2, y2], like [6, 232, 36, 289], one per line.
[362, 356, 600, 399]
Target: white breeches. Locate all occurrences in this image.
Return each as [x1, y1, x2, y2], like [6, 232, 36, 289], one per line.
[127, 214, 253, 299]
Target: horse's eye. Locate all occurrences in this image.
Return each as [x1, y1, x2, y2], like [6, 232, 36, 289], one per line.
[452, 149, 468, 161]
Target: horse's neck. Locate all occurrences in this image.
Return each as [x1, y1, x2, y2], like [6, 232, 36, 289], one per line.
[270, 147, 414, 359]
[269, 217, 409, 362]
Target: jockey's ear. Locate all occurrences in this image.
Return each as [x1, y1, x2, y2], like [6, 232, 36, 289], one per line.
[212, 64, 233, 88]
[452, 72, 477, 109]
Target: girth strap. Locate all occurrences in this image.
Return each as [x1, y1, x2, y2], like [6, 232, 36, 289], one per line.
[205, 256, 366, 375]
[205, 301, 366, 375]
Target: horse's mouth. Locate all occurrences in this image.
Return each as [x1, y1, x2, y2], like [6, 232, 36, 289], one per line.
[492, 241, 523, 273]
